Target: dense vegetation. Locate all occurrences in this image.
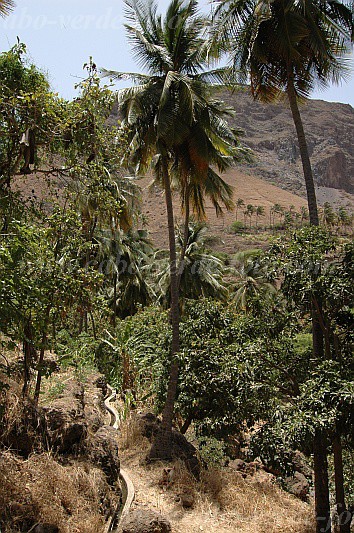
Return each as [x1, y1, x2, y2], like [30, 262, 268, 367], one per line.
[0, 1, 353, 532]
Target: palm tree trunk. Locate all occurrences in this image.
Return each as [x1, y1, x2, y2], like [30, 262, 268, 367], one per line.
[314, 430, 331, 533]
[287, 75, 319, 226]
[177, 190, 190, 289]
[150, 157, 180, 460]
[333, 433, 351, 533]
[287, 72, 331, 531]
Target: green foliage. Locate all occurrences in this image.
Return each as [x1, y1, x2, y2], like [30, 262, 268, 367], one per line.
[95, 306, 170, 393]
[0, 42, 65, 186]
[198, 436, 227, 467]
[155, 223, 228, 306]
[229, 220, 245, 234]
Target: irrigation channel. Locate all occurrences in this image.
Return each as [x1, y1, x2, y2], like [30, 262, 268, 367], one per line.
[104, 385, 135, 532]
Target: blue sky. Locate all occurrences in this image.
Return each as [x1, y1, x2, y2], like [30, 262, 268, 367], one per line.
[1, 0, 353, 105]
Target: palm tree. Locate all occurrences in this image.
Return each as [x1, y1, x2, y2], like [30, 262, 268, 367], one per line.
[211, 0, 353, 227]
[156, 222, 227, 306]
[255, 205, 265, 228]
[246, 203, 255, 228]
[337, 206, 351, 234]
[0, 0, 14, 17]
[103, 0, 243, 458]
[322, 201, 336, 228]
[211, 3, 353, 527]
[232, 250, 276, 311]
[94, 228, 154, 323]
[235, 197, 245, 221]
[300, 206, 309, 225]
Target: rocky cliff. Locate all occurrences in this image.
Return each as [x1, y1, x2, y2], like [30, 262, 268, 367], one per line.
[221, 89, 354, 197]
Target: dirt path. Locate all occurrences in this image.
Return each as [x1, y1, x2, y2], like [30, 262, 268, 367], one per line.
[118, 419, 314, 533]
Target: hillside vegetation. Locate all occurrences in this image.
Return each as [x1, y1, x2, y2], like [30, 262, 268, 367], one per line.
[0, 1, 354, 532]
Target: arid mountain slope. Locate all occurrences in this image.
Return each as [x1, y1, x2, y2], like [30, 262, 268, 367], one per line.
[220, 89, 354, 199]
[139, 170, 308, 252]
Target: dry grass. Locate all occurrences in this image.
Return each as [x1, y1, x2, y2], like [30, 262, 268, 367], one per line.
[0, 378, 47, 456]
[118, 416, 315, 533]
[119, 413, 149, 452]
[0, 451, 112, 532]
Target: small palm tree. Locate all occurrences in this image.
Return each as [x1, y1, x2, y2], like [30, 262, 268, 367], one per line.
[300, 206, 309, 225]
[235, 198, 245, 221]
[246, 204, 256, 228]
[255, 205, 265, 229]
[94, 228, 154, 322]
[321, 202, 336, 228]
[232, 251, 276, 312]
[336, 206, 351, 234]
[156, 222, 227, 306]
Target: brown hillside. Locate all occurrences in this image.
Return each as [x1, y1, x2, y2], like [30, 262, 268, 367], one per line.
[219, 89, 354, 199]
[139, 169, 308, 252]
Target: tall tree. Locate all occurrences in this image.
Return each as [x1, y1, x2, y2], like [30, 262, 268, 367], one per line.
[211, 0, 353, 529]
[104, 0, 242, 458]
[211, 0, 353, 225]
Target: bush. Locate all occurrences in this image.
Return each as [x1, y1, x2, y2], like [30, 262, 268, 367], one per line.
[198, 436, 227, 467]
[229, 221, 245, 234]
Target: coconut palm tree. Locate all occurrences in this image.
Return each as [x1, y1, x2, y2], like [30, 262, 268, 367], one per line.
[0, 0, 14, 17]
[94, 228, 154, 322]
[322, 201, 336, 228]
[211, 3, 353, 527]
[211, 0, 353, 227]
[232, 250, 276, 311]
[255, 205, 265, 228]
[235, 197, 245, 221]
[246, 203, 256, 227]
[103, 0, 243, 458]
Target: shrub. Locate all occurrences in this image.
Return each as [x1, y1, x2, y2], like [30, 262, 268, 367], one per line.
[229, 221, 245, 234]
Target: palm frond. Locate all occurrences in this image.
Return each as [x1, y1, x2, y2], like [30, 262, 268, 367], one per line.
[0, 0, 14, 17]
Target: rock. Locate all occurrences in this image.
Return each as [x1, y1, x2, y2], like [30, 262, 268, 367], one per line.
[291, 450, 313, 479]
[229, 458, 246, 472]
[283, 472, 310, 501]
[42, 355, 60, 375]
[88, 425, 120, 485]
[44, 381, 87, 454]
[179, 491, 195, 508]
[139, 412, 159, 440]
[314, 149, 348, 190]
[33, 525, 59, 533]
[139, 414, 200, 478]
[94, 375, 108, 398]
[2, 399, 47, 457]
[119, 509, 171, 533]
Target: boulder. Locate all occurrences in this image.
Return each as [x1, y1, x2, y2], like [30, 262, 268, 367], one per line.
[283, 472, 310, 501]
[179, 491, 195, 508]
[88, 425, 120, 485]
[291, 450, 313, 479]
[44, 381, 87, 454]
[139, 413, 200, 477]
[119, 509, 171, 533]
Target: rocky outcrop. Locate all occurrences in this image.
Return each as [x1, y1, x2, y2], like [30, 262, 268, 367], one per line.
[119, 509, 171, 533]
[283, 472, 310, 502]
[88, 425, 120, 486]
[219, 89, 354, 196]
[138, 413, 200, 477]
[43, 380, 87, 454]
